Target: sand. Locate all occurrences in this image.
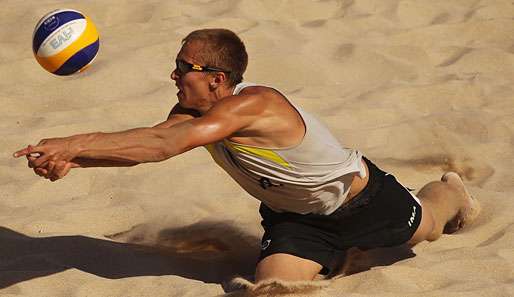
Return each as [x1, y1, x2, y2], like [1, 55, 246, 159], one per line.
[1, 0, 514, 296]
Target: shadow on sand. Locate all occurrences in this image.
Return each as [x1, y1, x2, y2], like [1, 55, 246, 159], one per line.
[0, 221, 261, 289]
[0, 220, 418, 292]
[329, 245, 416, 278]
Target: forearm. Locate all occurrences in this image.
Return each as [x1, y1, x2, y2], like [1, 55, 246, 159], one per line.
[72, 126, 188, 163]
[72, 157, 139, 168]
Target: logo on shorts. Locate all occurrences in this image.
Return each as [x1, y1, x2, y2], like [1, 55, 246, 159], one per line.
[408, 206, 417, 227]
[261, 239, 271, 250]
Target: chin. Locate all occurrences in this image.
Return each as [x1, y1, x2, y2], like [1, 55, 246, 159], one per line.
[177, 98, 192, 109]
[177, 92, 186, 105]
[177, 100, 187, 108]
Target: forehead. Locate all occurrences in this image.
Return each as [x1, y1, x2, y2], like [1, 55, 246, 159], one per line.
[177, 40, 205, 63]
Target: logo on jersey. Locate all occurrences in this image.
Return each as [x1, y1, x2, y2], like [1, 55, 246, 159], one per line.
[259, 177, 282, 190]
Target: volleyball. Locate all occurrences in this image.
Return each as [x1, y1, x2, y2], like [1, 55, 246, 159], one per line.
[32, 9, 100, 76]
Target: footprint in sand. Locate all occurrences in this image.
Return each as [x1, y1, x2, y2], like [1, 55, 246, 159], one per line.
[383, 155, 495, 186]
[437, 47, 474, 67]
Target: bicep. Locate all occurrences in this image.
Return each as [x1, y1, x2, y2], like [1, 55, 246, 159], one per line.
[161, 108, 252, 154]
[155, 95, 262, 156]
[182, 95, 264, 148]
[180, 112, 250, 149]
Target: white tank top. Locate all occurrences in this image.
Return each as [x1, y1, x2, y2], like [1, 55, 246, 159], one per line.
[205, 82, 366, 215]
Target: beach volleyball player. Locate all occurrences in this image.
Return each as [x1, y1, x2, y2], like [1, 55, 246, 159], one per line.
[14, 29, 480, 281]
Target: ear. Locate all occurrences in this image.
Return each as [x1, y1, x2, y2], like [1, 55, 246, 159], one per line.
[209, 72, 228, 90]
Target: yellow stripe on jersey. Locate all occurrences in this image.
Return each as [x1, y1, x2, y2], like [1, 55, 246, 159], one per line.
[224, 141, 291, 168]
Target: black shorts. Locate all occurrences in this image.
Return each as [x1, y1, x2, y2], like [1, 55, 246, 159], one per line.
[258, 157, 422, 274]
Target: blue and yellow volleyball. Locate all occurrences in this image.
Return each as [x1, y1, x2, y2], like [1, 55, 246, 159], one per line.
[32, 9, 100, 76]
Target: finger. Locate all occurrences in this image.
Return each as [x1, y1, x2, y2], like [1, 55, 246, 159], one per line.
[13, 145, 34, 158]
[27, 156, 39, 168]
[26, 153, 41, 161]
[28, 152, 49, 168]
[31, 153, 51, 168]
[46, 161, 57, 177]
[27, 155, 36, 168]
[34, 167, 48, 177]
[53, 161, 66, 175]
[50, 169, 62, 182]
[55, 162, 72, 179]
[34, 167, 42, 176]
[31, 160, 50, 170]
[14, 145, 46, 159]
[34, 167, 49, 178]
[49, 160, 67, 182]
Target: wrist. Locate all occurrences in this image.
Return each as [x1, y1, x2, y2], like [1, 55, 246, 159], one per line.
[68, 133, 95, 157]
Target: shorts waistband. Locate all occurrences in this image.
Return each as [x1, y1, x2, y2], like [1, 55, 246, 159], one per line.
[336, 157, 386, 212]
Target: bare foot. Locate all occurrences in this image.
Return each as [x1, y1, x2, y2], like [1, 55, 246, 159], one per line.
[441, 172, 481, 234]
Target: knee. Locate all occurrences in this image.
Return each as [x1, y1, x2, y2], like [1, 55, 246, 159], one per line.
[255, 253, 322, 282]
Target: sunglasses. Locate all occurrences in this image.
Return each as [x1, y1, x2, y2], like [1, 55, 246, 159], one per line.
[175, 59, 229, 75]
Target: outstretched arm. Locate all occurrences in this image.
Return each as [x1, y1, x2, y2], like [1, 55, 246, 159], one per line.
[68, 104, 199, 165]
[19, 103, 200, 181]
[14, 95, 260, 180]
[14, 123, 207, 179]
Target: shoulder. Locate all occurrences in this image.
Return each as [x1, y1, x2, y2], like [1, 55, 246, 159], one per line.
[237, 85, 283, 99]
[210, 86, 284, 115]
[194, 87, 277, 133]
[200, 85, 300, 136]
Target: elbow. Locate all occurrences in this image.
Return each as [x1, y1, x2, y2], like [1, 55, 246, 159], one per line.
[154, 148, 172, 162]
[146, 126, 192, 162]
[155, 142, 193, 162]
[151, 144, 181, 163]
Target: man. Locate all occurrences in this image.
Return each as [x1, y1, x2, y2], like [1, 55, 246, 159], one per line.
[14, 29, 480, 282]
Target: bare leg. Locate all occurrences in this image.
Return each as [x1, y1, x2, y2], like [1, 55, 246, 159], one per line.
[233, 257, 327, 296]
[255, 253, 323, 282]
[409, 172, 481, 244]
[253, 173, 480, 281]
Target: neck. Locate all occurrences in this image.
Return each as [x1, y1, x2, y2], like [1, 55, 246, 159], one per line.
[215, 84, 236, 99]
[198, 84, 236, 115]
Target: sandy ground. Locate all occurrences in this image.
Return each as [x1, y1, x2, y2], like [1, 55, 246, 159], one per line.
[1, 0, 514, 296]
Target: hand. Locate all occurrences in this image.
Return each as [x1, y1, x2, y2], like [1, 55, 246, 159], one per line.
[27, 154, 79, 182]
[14, 136, 82, 182]
[14, 136, 81, 168]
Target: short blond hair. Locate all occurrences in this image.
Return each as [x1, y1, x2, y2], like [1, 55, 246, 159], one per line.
[182, 29, 248, 86]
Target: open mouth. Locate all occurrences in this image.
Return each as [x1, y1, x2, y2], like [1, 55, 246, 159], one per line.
[175, 84, 183, 97]
[177, 90, 184, 99]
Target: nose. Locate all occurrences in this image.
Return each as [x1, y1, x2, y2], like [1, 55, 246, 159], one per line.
[170, 69, 179, 81]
